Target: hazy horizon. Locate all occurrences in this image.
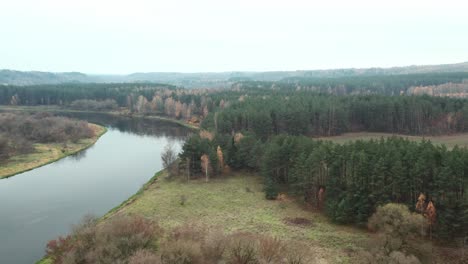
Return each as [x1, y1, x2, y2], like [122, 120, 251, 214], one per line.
[1, 60, 468, 76]
[1, 0, 467, 74]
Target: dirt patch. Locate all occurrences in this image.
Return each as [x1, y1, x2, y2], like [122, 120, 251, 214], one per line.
[283, 217, 313, 227]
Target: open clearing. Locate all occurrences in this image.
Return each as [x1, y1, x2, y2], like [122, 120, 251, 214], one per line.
[0, 124, 106, 179]
[317, 132, 468, 149]
[105, 172, 369, 263]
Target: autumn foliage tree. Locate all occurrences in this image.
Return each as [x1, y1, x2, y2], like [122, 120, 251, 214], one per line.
[217, 146, 224, 172]
[415, 193, 426, 214]
[201, 154, 211, 182]
[426, 201, 437, 239]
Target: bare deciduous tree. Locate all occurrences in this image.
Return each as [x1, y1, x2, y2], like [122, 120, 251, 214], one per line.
[161, 143, 177, 177]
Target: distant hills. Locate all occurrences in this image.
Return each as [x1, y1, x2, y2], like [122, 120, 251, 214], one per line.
[1, 61, 467, 87]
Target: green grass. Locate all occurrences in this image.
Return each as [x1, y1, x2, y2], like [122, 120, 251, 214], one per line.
[35, 258, 52, 264]
[0, 124, 106, 179]
[317, 132, 468, 149]
[106, 171, 368, 262]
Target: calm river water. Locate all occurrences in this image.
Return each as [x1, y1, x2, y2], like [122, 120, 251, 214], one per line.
[0, 113, 191, 264]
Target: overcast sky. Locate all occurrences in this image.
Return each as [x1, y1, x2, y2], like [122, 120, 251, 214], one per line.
[0, 0, 467, 74]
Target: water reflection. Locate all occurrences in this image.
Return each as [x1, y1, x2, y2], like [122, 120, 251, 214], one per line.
[57, 112, 193, 140]
[68, 146, 90, 161]
[0, 113, 191, 264]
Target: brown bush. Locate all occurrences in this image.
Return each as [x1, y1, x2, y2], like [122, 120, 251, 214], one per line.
[228, 234, 259, 264]
[46, 215, 161, 264]
[128, 249, 162, 264]
[161, 239, 204, 264]
[0, 135, 11, 161]
[201, 230, 228, 262]
[257, 236, 284, 263]
[0, 112, 94, 144]
[46, 216, 315, 264]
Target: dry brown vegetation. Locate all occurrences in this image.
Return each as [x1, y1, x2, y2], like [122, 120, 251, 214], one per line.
[408, 81, 468, 98]
[0, 112, 94, 163]
[0, 112, 104, 178]
[45, 215, 313, 264]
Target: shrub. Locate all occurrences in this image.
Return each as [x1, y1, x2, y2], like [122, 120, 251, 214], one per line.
[46, 235, 74, 263]
[46, 216, 315, 264]
[45, 215, 161, 264]
[366, 203, 427, 263]
[201, 230, 228, 262]
[228, 234, 259, 264]
[160, 240, 203, 264]
[128, 249, 162, 264]
[179, 195, 187, 206]
[368, 203, 425, 252]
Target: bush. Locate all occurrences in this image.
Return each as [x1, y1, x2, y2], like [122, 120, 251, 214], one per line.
[228, 234, 259, 264]
[366, 203, 427, 263]
[128, 249, 162, 264]
[46, 215, 161, 264]
[46, 216, 315, 264]
[368, 203, 425, 251]
[161, 240, 203, 264]
[0, 113, 95, 162]
[201, 230, 228, 262]
[0, 112, 94, 144]
[264, 178, 278, 200]
[0, 135, 11, 161]
[46, 235, 74, 263]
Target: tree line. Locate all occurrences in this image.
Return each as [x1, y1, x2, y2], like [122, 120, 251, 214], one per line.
[275, 71, 468, 95]
[204, 94, 468, 137]
[180, 130, 467, 240]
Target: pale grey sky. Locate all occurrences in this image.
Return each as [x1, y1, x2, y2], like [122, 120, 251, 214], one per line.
[0, 0, 467, 74]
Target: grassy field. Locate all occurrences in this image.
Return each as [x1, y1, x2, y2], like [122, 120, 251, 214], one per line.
[317, 132, 468, 149]
[104, 172, 369, 263]
[0, 124, 106, 179]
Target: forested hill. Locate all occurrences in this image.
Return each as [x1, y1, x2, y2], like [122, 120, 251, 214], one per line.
[1, 61, 467, 87]
[0, 70, 91, 86]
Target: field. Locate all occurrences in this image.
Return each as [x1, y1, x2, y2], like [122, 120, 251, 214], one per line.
[104, 171, 369, 263]
[0, 124, 106, 179]
[317, 132, 468, 149]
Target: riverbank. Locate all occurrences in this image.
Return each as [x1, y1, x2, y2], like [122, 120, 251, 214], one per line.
[0, 124, 107, 179]
[100, 170, 368, 263]
[0, 105, 199, 130]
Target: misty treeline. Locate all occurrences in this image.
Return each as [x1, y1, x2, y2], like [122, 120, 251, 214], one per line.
[1, 83, 223, 121]
[2, 72, 468, 125]
[261, 71, 468, 95]
[409, 80, 468, 98]
[45, 215, 312, 264]
[0, 113, 94, 162]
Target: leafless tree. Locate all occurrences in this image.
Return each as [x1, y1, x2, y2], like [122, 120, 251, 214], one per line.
[161, 143, 177, 177]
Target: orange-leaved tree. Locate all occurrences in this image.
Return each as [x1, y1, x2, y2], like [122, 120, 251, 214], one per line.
[426, 201, 437, 239]
[201, 154, 211, 182]
[217, 146, 224, 172]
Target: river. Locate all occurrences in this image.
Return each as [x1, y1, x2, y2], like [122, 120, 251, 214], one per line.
[0, 112, 191, 264]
